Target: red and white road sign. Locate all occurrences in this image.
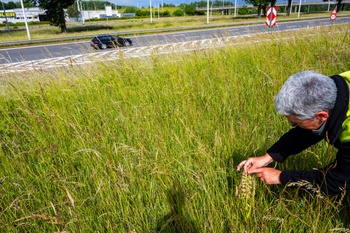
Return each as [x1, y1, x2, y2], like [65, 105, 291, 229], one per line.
[266, 6, 278, 27]
[330, 7, 337, 20]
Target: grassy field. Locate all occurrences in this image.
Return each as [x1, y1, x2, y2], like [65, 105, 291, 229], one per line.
[0, 23, 350, 232]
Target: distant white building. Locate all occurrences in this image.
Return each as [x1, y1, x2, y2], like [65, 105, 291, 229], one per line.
[0, 6, 136, 24]
[74, 6, 135, 22]
[0, 7, 46, 23]
[70, 5, 117, 22]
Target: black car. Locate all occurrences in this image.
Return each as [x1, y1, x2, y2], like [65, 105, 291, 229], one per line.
[90, 34, 132, 49]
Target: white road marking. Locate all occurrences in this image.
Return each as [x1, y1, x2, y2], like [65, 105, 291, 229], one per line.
[0, 25, 339, 75]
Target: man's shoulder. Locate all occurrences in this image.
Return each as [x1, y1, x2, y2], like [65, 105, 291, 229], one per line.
[340, 71, 350, 79]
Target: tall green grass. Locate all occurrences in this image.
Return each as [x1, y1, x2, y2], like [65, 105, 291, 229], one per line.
[0, 24, 350, 232]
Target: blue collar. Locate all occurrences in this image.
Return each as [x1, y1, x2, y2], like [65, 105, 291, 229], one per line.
[312, 121, 327, 136]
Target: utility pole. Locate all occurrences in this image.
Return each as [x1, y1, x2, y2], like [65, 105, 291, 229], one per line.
[20, 0, 30, 40]
[234, 0, 237, 17]
[298, 0, 302, 18]
[150, 0, 153, 22]
[1, 0, 10, 32]
[206, 0, 209, 23]
[78, 0, 84, 24]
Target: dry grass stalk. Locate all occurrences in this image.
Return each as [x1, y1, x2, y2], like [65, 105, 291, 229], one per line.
[286, 180, 326, 199]
[14, 214, 64, 226]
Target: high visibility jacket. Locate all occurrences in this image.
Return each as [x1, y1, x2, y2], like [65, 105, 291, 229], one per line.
[267, 71, 350, 195]
[339, 71, 350, 143]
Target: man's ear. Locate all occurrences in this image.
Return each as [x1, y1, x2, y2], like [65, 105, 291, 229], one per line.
[315, 111, 329, 122]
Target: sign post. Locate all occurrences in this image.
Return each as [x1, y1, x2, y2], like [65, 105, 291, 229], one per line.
[330, 6, 337, 21]
[266, 6, 278, 28]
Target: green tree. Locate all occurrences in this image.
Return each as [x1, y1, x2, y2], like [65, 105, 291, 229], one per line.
[172, 9, 184, 16]
[27, 0, 75, 33]
[163, 3, 175, 7]
[136, 9, 150, 17]
[82, 1, 113, 11]
[161, 10, 171, 17]
[285, 0, 292, 16]
[195, 1, 208, 7]
[238, 6, 249, 15]
[322, 0, 344, 12]
[1, 1, 34, 9]
[5, 1, 17, 9]
[66, 3, 79, 20]
[336, 0, 342, 12]
[124, 6, 139, 13]
[184, 4, 196, 15]
[244, 0, 275, 17]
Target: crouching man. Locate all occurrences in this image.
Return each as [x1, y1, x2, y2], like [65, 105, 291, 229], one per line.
[237, 70, 350, 195]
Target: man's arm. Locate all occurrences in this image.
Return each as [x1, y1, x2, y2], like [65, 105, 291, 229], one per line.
[279, 142, 350, 195]
[267, 127, 324, 162]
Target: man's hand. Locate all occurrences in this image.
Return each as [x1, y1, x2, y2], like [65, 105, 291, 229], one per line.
[254, 167, 282, 184]
[237, 153, 274, 173]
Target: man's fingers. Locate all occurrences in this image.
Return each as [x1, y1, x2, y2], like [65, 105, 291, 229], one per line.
[247, 167, 262, 174]
[237, 160, 254, 173]
[252, 168, 262, 173]
[236, 160, 247, 171]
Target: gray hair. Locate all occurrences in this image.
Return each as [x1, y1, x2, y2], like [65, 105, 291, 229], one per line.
[275, 71, 337, 120]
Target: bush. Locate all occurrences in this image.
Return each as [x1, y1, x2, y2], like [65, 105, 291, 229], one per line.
[136, 9, 150, 17]
[124, 6, 139, 13]
[184, 4, 196, 15]
[161, 10, 171, 17]
[195, 10, 206, 15]
[238, 6, 249, 15]
[172, 9, 184, 16]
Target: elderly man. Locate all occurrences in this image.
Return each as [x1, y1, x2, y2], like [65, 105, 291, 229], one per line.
[237, 70, 350, 195]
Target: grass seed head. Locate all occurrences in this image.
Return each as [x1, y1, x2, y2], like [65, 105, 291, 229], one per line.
[236, 171, 256, 199]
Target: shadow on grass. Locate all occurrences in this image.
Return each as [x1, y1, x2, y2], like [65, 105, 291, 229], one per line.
[66, 25, 115, 33]
[0, 28, 26, 34]
[226, 154, 239, 194]
[156, 182, 199, 233]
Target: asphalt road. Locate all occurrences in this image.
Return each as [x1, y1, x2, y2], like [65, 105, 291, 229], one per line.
[0, 16, 349, 65]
